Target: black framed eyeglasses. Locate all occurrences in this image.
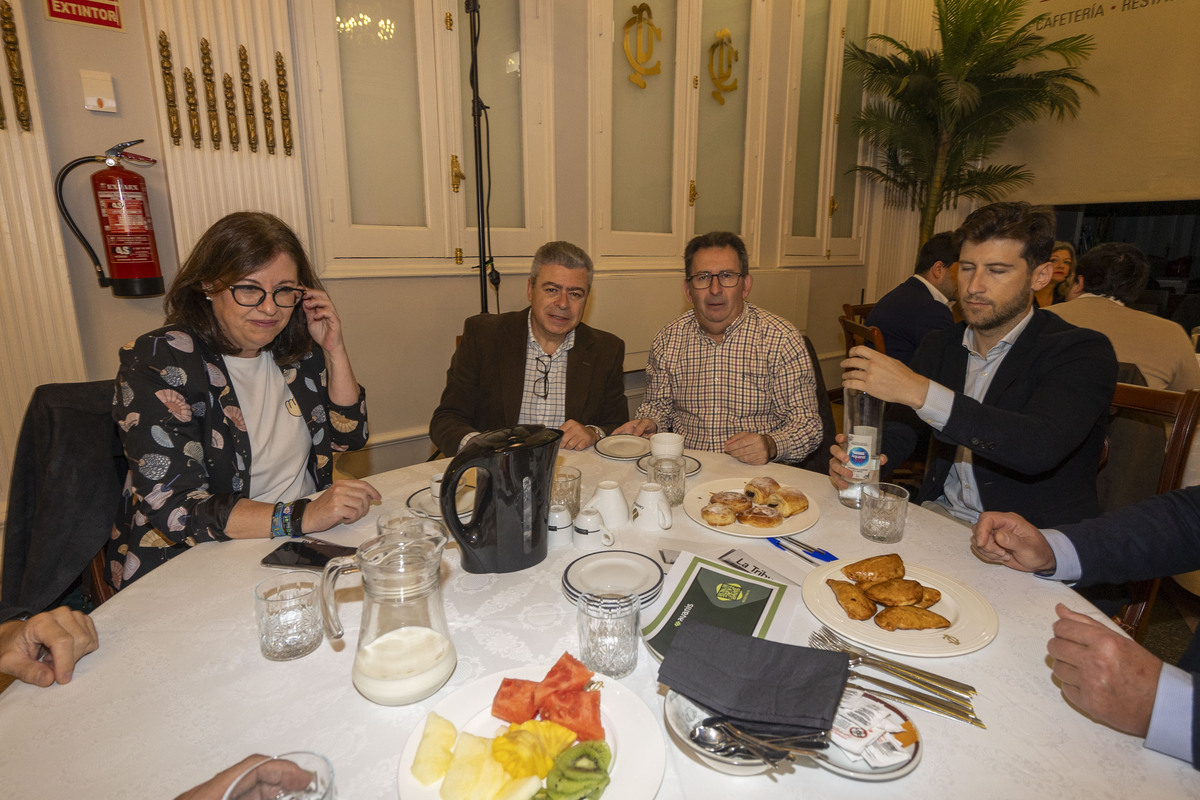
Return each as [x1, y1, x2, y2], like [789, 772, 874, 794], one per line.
[687, 270, 745, 289]
[228, 285, 306, 308]
[534, 355, 552, 399]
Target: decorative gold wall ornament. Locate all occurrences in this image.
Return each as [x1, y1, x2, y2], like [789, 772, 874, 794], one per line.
[275, 52, 292, 156]
[200, 38, 221, 149]
[622, 3, 661, 89]
[1, 0, 32, 131]
[223, 74, 239, 151]
[450, 155, 466, 193]
[455, 248, 463, 264]
[183, 67, 201, 148]
[708, 28, 738, 105]
[158, 31, 181, 145]
[240, 46, 258, 153]
[261, 79, 275, 154]
[688, 180, 697, 207]
[445, 12, 453, 30]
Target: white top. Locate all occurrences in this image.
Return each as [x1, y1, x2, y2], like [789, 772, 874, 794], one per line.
[224, 351, 316, 503]
[913, 272, 952, 306]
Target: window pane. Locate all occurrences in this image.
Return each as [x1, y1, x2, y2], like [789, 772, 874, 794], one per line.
[694, 0, 750, 235]
[460, 0, 525, 230]
[336, 0, 426, 227]
[830, 0, 869, 239]
[611, 1, 677, 233]
[790, 0, 830, 238]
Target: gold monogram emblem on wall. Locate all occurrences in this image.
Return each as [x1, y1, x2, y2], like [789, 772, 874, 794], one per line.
[708, 28, 738, 105]
[623, 3, 661, 89]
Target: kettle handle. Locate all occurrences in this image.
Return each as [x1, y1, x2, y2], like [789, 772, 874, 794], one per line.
[439, 457, 486, 546]
[320, 555, 358, 641]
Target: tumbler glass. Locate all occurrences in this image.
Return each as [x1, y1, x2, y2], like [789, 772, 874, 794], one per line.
[647, 455, 686, 506]
[577, 592, 640, 679]
[552, 466, 582, 518]
[255, 571, 323, 661]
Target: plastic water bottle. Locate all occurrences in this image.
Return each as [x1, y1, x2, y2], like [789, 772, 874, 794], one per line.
[839, 387, 885, 508]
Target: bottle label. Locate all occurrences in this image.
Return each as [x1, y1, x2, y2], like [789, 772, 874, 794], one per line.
[846, 431, 875, 480]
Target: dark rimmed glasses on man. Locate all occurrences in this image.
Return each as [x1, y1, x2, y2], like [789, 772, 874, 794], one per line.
[687, 270, 745, 289]
[228, 285, 306, 308]
[534, 355, 552, 398]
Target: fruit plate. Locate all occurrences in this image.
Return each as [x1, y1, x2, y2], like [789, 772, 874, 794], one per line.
[801, 560, 999, 658]
[397, 665, 666, 799]
[683, 478, 821, 538]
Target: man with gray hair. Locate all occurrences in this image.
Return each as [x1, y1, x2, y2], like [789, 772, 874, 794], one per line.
[430, 241, 629, 455]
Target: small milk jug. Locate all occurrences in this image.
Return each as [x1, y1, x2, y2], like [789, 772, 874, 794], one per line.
[321, 517, 456, 705]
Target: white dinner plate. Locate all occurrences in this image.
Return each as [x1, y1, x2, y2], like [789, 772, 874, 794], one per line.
[635, 453, 703, 477]
[563, 550, 665, 598]
[397, 665, 666, 799]
[683, 478, 821, 539]
[406, 486, 473, 522]
[595, 435, 652, 461]
[663, 689, 922, 781]
[801, 560, 999, 658]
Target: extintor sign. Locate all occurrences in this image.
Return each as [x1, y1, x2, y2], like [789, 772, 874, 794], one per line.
[45, 0, 124, 32]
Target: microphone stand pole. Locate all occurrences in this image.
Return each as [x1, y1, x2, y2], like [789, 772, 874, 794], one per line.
[466, 0, 489, 314]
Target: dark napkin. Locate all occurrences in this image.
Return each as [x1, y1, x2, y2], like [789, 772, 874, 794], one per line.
[657, 622, 849, 736]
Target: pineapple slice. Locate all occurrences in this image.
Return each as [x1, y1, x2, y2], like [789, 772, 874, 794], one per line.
[411, 712, 458, 786]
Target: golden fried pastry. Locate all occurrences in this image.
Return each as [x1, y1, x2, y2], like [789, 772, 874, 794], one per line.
[766, 487, 809, 518]
[701, 503, 736, 526]
[736, 505, 783, 528]
[826, 579, 876, 620]
[915, 586, 942, 609]
[840, 553, 905, 584]
[744, 477, 781, 504]
[863, 578, 924, 607]
[709, 491, 752, 514]
[874, 606, 951, 631]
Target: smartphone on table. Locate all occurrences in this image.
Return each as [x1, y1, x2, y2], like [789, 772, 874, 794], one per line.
[260, 538, 356, 571]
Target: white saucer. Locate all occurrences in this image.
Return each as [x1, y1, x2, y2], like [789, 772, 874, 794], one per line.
[595, 435, 652, 460]
[406, 486, 472, 521]
[635, 454, 702, 477]
[563, 550, 665, 597]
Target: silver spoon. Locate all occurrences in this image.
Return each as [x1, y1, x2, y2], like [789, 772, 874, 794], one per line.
[689, 723, 832, 766]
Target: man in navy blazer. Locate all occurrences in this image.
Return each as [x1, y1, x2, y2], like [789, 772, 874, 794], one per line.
[830, 202, 1117, 528]
[973, 490, 1200, 767]
[866, 232, 959, 365]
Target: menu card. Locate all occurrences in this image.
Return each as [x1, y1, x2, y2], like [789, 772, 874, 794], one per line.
[640, 551, 800, 660]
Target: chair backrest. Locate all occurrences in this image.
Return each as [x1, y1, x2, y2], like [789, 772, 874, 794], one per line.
[793, 333, 838, 473]
[3, 382, 124, 614]
[838, 315, 886, 359]
[1103, 382, 1200, 640]
[842, 302, 875, 324]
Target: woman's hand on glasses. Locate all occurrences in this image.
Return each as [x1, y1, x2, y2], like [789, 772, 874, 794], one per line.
[300, 289, 344, 355]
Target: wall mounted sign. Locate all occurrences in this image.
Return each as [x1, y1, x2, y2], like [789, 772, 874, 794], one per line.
[45, 0, 123, 32]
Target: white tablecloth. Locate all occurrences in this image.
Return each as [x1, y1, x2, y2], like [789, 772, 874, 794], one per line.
[1, 449, 1197, 798]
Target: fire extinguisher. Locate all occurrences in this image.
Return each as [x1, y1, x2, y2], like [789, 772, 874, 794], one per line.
[55, 139, 165, 297]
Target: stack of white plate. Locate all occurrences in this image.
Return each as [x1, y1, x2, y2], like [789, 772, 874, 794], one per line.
[561, 550, 665, 608]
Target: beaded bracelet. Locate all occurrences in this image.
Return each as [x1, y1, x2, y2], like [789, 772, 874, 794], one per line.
[270, 502, 286, 538]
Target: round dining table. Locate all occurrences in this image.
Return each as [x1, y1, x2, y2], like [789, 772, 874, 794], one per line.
[1, 447, 1197, 799]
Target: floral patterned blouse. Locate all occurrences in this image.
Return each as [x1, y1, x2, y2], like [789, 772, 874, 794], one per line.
[109, 326, 369, 589]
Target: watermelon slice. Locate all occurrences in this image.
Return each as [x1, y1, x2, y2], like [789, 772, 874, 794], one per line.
[533, 652, 593, 711]
[491, 678, 539, 724]
[539, 689, 605, 743]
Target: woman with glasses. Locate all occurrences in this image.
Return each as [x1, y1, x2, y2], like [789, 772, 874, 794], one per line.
[109, 212, 379, 589]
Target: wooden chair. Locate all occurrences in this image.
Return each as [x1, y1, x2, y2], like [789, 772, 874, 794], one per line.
[842, 302, 875, 325]
[838, 315, 885, 358]
[1104, 383, 1200, 640]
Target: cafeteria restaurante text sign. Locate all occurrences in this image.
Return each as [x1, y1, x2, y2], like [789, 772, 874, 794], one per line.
[45, 0, 124, 31]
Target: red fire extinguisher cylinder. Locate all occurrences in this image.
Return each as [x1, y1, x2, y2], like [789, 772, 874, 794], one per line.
[89, 163, 165, 297]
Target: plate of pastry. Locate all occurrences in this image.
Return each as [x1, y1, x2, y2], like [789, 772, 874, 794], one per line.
[682, 477, 820, 538]
[801, 555, 998, 657]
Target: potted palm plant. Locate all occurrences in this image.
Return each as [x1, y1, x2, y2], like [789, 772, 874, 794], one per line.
[846, 0, 1097, 245]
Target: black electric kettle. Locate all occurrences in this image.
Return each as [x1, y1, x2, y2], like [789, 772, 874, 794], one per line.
[439, 425, 563, 574]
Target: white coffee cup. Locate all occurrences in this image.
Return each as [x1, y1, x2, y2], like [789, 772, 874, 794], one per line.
[631, 482, 672, 531]
[430, 472, 445, 499]
[650, 432, 684, 459]
[573, 508, 615, 550]
[547, 504, 574, 548]
[582, 480, 630, 529]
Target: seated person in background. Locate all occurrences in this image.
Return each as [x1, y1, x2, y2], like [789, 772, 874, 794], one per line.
[112, 212, 378, 589]
[972, 490, 1200, 768]
[1049, 242, 1200, 391]
[1034, 240, 1076, 308]
[615, 231, 823, 466]
[866, 231, 959, 365]
[830, 202, 1117, 528]
[0, 605, 98, 687]
[429, 241, 629, 456]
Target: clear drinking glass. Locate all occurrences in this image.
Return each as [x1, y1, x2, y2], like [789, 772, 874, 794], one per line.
[859, 482, 910, 544]
[552, 466, 582, 518]
[255, 571, 323, 661]
[220, 751, 333, 800]
[577, 592, 640, 679]
[648, 455, 686, 506]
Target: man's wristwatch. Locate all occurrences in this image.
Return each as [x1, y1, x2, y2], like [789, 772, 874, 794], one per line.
[586, 425, 606, 441]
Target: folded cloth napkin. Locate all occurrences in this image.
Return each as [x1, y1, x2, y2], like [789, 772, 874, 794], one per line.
[657, 622, 849, 737]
